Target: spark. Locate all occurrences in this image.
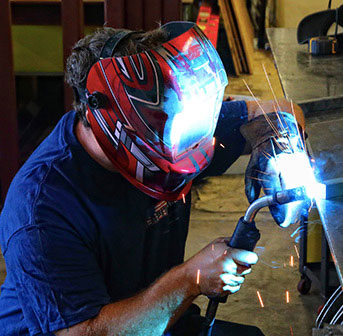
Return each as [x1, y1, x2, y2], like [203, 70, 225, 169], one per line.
[223, 250, 228, 255]
[182, 193, 186, 203]
[290, 100, 306, 153]
[212, 137, 216, 146]
[261, 151, 272, 160]
[247, 176, 269, 183]
[290, 326, 294, 336]
[196, 269, 200, 285]
[294, 245, 300, 259]
[219, 143, 225, 148]
[262, 63, 281, 112]
[262, 150, 273, 158]
[290, 256, 294, 267]
[256, 291, 264, 308]
[286, 290, 290, 303]
[254, 169, 271, 175]
[211, 244, 214, 251]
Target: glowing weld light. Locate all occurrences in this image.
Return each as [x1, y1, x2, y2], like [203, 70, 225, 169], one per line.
[196, 269, 200, 285]
[256, 291, 264, 308]
[286, 290, 290, 303]
[269, 150, 326, 227]
[273, 152, 326, 200]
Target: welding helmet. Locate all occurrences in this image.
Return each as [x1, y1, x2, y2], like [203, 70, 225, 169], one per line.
[77, 21, 228, 201]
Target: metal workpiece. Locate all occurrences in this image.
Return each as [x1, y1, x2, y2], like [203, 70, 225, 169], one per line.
[266, 28, 343, 114]
[316, 197, 343, 287]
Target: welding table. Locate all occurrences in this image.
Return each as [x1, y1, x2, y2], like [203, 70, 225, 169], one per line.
[266, 28, 343, 298]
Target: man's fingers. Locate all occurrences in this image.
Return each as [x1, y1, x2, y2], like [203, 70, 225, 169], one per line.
[231, 249, 258, 266]
[223, 284, 241, 293]
[220, 273, 245, 286]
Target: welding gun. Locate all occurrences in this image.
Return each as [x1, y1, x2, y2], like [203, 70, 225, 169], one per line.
[201, 186, 309, 336]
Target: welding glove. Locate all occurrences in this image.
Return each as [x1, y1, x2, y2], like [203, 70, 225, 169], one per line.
[240, 111, 307, 227]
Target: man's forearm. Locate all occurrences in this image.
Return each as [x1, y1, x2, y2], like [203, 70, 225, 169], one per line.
[55, 264, 198, 336]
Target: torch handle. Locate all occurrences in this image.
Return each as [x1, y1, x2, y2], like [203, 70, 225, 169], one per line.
[201, 217, 260, 336]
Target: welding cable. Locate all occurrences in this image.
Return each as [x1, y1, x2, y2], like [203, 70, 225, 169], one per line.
[333, 308, 343, 325]
[330, 304, 343, 325]
[316, 286, 343, 328]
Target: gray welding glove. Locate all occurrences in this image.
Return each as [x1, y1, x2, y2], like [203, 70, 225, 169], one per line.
[240, 112, 307, 227]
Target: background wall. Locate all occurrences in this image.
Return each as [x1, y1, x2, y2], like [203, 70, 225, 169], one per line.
[276, 0, 342, 28]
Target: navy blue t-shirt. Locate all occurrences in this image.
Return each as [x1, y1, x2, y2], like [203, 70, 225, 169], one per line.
[0, 101, 247, 335]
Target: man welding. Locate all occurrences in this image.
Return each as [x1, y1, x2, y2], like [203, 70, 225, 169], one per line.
[0, 22, 305, 335]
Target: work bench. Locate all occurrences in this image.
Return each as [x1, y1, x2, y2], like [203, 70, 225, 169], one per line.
[266, 28, 343, 297]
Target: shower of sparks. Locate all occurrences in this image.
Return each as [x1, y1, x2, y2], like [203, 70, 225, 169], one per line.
[212, 137, 216, 146]
[294, 245, 300, 259]
[290, 326, 294, 336]
[182, 193, 186, 204]
[286, 290, 290, 303]
[290, 256, 294, 267]
[196, 269, 200, 285]
[243, 79, 282, 139]
[220, 143, 225, 148]
[257, 291, 264, 308]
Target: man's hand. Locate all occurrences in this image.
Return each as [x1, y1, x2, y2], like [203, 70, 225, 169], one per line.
[184, 238, 258, 297]
[240, 99, 308, 227]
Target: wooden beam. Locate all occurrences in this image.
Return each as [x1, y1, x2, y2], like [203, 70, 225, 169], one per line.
[162, 0, 181, 24]
[144, 0, 162, 30]
[126, 0, 143, 30]
[0, 0, 19, 202]
[61, 0, 84, 112]
[104, 0, 125, 28]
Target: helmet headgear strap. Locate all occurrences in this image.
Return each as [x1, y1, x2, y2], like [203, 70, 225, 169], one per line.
[73, 30, 138, 105]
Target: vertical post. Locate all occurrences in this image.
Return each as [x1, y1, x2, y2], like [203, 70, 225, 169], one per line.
[127, 0, 144, 30]
[144, 0, 162, 30]
[0, 0, 19, 203]
[162, 0, 181, 24]
[104, 0, 125, 28]
[61, 0, 84, 112]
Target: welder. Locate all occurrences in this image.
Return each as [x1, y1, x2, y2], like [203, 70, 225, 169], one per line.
[0, 22, 305, 335]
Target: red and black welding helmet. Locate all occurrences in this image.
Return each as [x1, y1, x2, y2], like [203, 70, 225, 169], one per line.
[79, 21, 228, 201]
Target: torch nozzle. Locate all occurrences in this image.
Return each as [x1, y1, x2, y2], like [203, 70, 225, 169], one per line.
[244, 186, 308, 223]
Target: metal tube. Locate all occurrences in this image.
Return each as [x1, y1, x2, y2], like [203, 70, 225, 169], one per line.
[244, 195, 274, 223]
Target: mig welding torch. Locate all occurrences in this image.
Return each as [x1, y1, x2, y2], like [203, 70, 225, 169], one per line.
[200, 186, 316, 336]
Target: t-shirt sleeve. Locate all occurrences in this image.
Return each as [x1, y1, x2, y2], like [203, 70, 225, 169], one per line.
[5, 224, 110, 335]
[197, 100, 248, 179]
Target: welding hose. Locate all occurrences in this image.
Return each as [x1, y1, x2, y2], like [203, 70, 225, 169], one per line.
[201, 187, 308, 336]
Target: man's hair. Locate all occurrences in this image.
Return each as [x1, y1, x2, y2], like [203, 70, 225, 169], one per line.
[65, 27, 169, 126]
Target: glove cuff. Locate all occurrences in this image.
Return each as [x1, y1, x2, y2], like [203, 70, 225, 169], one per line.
[240, 112, 299, 149]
